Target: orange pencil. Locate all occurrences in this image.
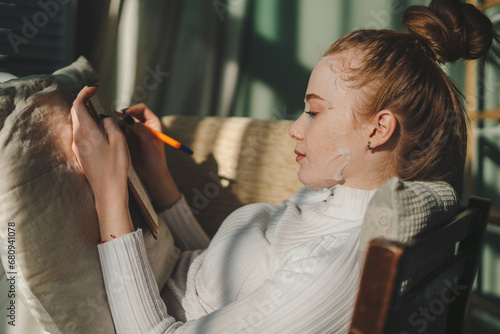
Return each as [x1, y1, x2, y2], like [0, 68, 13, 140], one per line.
[116, 110, 193, 155]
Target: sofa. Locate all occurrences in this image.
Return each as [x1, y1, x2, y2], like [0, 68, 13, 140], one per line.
[0, 57, 460, 333]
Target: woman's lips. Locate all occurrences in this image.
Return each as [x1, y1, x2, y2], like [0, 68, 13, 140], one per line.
[295, 150, 305, 162]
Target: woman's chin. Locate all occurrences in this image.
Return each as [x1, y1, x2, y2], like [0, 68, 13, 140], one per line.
[298, 171, 342, 190]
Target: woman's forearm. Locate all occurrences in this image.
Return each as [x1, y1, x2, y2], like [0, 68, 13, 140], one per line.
[95, 187, 134, 242]
[146, 171, 181, 212]
[93, 170, 179, 241]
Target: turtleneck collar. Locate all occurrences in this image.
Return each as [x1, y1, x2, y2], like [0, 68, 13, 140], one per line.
[315, 184, 378, 220]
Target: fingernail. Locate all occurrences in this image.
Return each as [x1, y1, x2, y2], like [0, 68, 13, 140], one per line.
[88, 84, 99, 88]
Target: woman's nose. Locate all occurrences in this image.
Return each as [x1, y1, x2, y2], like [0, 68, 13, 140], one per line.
[288, 114, 306, 141]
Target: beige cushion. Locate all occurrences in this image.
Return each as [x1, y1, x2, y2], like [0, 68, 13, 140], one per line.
[0, 57, 179, 333]
[358, 177, 460, 264]
[160, 116, 303, 237]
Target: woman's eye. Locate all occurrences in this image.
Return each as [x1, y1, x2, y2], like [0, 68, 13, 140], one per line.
[305, 111, 318, 117]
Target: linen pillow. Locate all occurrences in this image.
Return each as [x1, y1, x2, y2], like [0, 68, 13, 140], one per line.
[358, 177, 460, 264]
[0, 57, 179, 333]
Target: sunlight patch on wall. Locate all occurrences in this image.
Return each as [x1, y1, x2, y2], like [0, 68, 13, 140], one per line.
[116, 0, 139, 110]
[296, 0, 341, 70]
[228, 0, 246, 19]
[248, 79, 276, 120]
[254, 0, 280, 42]
[218, 60, 239, 117]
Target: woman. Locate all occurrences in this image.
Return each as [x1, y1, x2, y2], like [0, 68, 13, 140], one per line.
[71, 0, 496, 332]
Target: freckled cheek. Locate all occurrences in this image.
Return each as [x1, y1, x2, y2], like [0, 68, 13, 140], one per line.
[305, 140, 335, 167]
[307, 130, 350, 168]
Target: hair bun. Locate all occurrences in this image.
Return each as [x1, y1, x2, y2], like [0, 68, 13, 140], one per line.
[402, 0, 494, 63]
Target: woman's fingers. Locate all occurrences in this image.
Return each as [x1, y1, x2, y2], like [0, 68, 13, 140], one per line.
[70, 106, 81, 140]
[124, 103, 149, 121]
[125, 103, 162, 132]
[72, 86, 99, 129]
[71, 86, 105, 149]
[70, 86, 132, 219]
[71, 106, 94, 156]
[102, 118, 131, 172]
[121, 104, 163, 148]
[125, 121, 156, 145]
[71, 140, 84, 172]
[102, 117, 124, 144]
[74, 85, 98, 104]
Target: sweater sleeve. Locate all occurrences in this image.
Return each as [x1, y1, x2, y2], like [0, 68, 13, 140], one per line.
[98, 229, 361, 333]
[157, 194, 210, 251]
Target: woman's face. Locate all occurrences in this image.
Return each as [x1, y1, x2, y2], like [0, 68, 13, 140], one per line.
[289, 56, 365, 190]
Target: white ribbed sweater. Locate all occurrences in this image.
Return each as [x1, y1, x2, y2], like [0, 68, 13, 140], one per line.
[97, 185, 377, 333]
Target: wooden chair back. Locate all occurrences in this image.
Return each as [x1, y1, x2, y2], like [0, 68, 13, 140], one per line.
[349, 196, 491, 334]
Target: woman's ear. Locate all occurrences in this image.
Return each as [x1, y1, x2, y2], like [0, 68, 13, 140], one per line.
[367, 110, 397, 150]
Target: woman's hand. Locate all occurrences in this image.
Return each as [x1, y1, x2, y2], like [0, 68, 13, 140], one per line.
[123, 103, 181, 211]
[71, 86, 133, 241]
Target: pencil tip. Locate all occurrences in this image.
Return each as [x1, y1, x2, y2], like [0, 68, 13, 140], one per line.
[179, 144, 193, 155]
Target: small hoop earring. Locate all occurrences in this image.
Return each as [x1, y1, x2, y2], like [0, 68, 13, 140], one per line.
[367, 141, 373, 150]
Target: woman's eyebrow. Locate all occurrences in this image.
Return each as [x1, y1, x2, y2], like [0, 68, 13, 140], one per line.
[305, 93, 326, 102]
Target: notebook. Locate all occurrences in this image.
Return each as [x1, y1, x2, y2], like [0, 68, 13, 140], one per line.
[86, 90, 159, 238]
